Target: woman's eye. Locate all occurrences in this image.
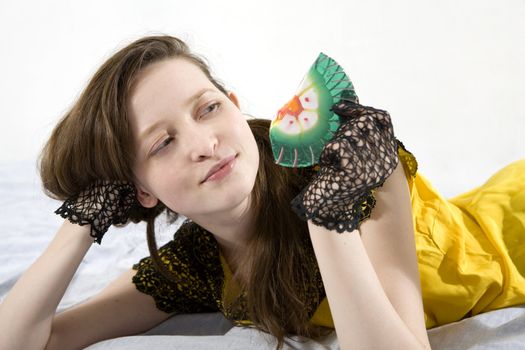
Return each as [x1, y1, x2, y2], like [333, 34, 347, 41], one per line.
[200, 102, 221, 118]
[152, 136, 174, 156]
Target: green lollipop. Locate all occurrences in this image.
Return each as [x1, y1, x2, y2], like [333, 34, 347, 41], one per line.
[269, 52, 358, 167]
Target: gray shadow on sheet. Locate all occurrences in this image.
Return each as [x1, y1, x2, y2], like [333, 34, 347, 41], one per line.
[427, 305, 525, 349]
[143, 312, 235, 336]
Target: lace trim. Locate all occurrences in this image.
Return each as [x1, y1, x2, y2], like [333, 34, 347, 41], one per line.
[395, 138, 418, 178]
[54, 181, 136, 244]
[292, 138, 418, 234]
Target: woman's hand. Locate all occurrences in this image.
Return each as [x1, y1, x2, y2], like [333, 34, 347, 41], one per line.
[291, 101, 400, 233]
[54, 180, 137, 244]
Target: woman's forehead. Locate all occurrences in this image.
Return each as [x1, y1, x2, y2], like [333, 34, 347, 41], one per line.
[130, 59, 213, 107]
[129, 63, 220, 126]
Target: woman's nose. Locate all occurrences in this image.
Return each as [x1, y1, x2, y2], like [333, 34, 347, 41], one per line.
[182, 126, 218, 161]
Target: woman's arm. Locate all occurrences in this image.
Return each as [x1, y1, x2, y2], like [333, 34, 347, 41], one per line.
[0, 220, 93, 349]
[44, 267, 176, 350]
[0, 220, 175, 350]
[308, 162, 431, 350]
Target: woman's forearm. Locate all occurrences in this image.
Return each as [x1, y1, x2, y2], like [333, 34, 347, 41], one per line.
[0, 220, 93, 350]
[308, 222, 428, 350]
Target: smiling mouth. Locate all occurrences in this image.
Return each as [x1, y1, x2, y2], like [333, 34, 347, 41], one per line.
[201, 154, 237, 183]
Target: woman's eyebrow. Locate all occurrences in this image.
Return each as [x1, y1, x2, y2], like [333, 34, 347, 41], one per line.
[138, 88, 217, 141]
[139, 120, 167, 142]
[183, 87, 217, 108]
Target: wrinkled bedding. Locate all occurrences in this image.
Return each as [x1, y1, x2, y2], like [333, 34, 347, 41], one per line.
[1, 162, 524, 349]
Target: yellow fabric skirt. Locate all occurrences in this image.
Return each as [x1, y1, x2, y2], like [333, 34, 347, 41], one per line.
[309, 156, 525, 330]
[413, 157, 525, 329]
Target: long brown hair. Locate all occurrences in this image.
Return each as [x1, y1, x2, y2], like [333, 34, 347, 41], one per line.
[39, 35, 331, 349]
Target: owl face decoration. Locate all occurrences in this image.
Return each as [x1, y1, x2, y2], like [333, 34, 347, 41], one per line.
[269, 52, 358, 167]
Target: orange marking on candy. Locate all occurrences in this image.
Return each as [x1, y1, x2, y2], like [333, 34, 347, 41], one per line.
[276, 95, 304, 124]
[287, 95, 303, 116]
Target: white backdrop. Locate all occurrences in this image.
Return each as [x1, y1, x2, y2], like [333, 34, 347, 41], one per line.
[0, 0, 523, 198]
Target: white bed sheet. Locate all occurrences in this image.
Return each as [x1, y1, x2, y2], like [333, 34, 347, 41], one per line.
[1, 161, 524, 349]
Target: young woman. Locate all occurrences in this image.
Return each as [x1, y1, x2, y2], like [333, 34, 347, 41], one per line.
[1, 35, 524, 350]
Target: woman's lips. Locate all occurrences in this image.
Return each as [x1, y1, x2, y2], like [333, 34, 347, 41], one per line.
[202, 155, 237, 183]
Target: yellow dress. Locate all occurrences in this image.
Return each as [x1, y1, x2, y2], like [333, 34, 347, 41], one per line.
[132, 144, 525, 331]
[412, 157, 525, 328]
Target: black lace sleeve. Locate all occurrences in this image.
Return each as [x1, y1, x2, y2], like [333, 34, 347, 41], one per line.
[354, 138, 419, 225]
[293, 137, 419, 231]
[131, 223, 224, 314]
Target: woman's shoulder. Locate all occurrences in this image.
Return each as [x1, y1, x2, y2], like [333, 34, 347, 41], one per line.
[166, 221, 222, 268]
[132, 221, 222, 280]
[131, 221, 224, 314]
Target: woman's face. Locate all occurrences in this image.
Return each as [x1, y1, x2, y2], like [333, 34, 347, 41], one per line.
[128, 58, 259, 220]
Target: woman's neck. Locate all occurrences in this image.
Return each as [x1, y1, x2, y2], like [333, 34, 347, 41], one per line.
[191, 194, 255, 274]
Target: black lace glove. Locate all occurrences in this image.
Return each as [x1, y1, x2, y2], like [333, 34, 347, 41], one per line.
[291, 101, 399, 233]
[54, 180, 137, 244]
